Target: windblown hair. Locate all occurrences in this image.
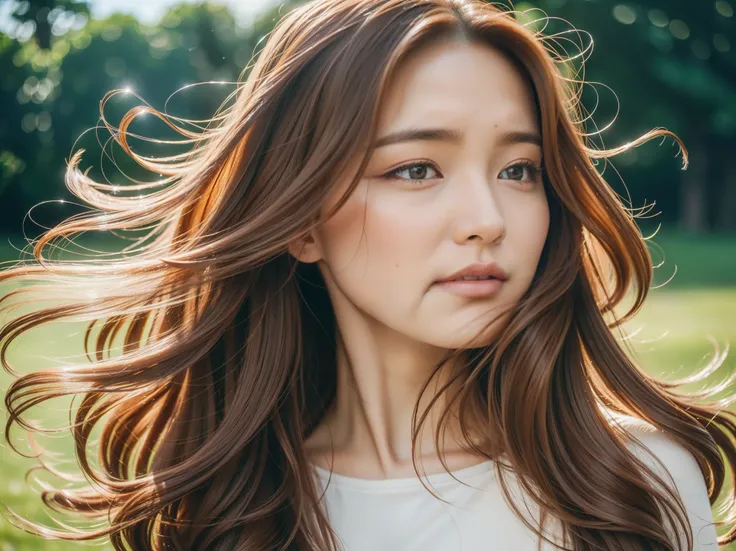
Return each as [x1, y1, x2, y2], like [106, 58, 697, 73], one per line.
[2, 0, 735, 549]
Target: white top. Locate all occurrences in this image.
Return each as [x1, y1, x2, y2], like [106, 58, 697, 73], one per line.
[312, 426, 719, 551]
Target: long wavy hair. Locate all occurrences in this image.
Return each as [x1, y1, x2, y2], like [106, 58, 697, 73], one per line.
[2, 0, 735, 549]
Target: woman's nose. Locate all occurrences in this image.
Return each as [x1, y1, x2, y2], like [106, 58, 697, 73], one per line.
[450, 173, 506, 245]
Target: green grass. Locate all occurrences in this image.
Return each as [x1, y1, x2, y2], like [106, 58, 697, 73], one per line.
[644, 227, 736, 289]
[0, 230, 735, 549]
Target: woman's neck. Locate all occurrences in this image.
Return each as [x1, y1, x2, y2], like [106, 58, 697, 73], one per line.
[304, 331, 488, 479]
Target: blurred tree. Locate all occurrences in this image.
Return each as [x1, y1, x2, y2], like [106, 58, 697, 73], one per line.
[506, 0, 736, 233]
[0, 0, 733, 235]
[0, 3, 240, 233]
[4, 0, 90, 49]
[619, 0, 736, 233]
[0, 35, 36, 198]
[0, 0, 307, 234]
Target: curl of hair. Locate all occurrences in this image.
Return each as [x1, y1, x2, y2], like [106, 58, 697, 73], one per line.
[2, 0, 735, 550]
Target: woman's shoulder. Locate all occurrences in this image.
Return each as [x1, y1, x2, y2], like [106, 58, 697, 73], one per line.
[607, 411, 687, 456]
[602, 410, 700, 474]
[601, 410, 719, 549]
[602, 409, 705, 490]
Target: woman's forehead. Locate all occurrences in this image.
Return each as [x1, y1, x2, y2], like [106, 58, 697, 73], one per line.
[374, 40, 539, 138]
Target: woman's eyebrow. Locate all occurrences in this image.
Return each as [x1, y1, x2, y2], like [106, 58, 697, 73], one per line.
[371, 127, 542, 149]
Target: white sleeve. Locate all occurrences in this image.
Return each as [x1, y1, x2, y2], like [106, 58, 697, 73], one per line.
[625, 425, 719, 549]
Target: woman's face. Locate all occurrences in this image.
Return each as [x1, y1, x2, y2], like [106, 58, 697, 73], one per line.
[299, 39, 550, 349]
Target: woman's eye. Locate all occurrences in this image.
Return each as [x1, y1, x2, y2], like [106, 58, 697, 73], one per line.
[383, 161, 541, 184]
[384, 162, 440, 182]
[499, 162, 542, 183]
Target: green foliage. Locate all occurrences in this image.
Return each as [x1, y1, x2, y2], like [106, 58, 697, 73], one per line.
[0, 0, 734, 237]
[0, 1, 269, 236]
[501, 0, 736, 231]
[6, 0, 90, 49]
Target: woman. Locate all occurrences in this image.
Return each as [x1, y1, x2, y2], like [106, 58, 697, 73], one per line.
[2, 0, 734, 549]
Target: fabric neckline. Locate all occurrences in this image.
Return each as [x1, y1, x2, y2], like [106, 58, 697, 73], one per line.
[312, 459, 494, 492]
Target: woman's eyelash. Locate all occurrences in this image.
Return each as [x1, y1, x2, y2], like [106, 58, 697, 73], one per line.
[506, 160, 544, 182]
[383, 161, 441, 181]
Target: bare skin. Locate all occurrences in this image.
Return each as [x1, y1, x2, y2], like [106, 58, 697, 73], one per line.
[289, 38, 550, 480]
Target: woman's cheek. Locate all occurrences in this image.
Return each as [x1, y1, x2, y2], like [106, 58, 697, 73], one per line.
[319, 195, 432, 316]
[318, 188, 370, 267]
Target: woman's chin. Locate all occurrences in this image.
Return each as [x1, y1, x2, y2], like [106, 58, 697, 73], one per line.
[424, 319, 506, 350]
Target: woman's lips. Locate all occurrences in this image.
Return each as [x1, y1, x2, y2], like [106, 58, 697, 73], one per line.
[433, 278, 504, 298]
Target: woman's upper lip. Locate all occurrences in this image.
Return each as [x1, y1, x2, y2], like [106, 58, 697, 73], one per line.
[436, 262, 509, 283]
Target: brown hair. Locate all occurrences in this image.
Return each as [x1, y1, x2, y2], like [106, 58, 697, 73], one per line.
[2, 0, 735, 549]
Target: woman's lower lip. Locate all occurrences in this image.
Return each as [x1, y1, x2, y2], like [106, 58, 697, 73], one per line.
[433, 278, 504, 298]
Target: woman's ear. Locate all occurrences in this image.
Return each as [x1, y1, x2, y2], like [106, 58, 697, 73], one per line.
[287, 228, 323, 264]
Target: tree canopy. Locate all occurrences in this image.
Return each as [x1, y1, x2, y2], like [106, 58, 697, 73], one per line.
[1, 0, 733, 236]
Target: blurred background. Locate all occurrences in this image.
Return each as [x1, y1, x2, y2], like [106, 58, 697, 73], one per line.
[0, 0, 734, 549]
